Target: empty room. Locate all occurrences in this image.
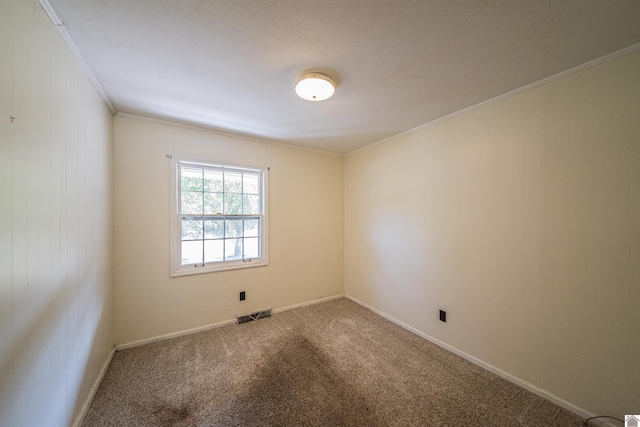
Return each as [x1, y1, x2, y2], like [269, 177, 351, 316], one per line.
[2, 0, 639, 426]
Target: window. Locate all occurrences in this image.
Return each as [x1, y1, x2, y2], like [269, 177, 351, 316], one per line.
[170, 158, 268, 276]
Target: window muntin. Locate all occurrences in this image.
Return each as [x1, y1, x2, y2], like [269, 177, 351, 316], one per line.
[171, 159, 268, 276]
[180, 216, 261, 264]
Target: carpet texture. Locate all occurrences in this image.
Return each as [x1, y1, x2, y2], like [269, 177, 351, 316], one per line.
[83, 299, 584, 426]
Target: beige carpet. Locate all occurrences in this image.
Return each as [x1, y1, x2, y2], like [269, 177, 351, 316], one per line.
[83, 298, 584, 426]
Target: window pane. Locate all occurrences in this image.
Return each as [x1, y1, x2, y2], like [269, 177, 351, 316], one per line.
[225, 219, 243, 238]
[224, 194, 241, 214]
[181, 240, 203, 265]
[243, 173, 260, 195]
[181, 191, 203, 214]
[204, 240, 224, 263]
[243, 237, 259, 259]
[203, 170, 223, 192]
[175, 161, 267, 275]
[244, 218, 259, 237]
[225, 239, 243, 261]
[181, 167, 202, 191]
[204, 192, 223, 214]
[242, 195, 260, 214]
[204, 219, 224, 239]
[224, 172, 242, 194]
[182, 217, 203, 240]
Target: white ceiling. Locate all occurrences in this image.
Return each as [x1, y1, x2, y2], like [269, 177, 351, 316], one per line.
[47, 0, 640, 155]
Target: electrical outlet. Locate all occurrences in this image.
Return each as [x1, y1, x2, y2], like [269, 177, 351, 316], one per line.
[239, 291, 246, 301]
[439, 310, 446, 322]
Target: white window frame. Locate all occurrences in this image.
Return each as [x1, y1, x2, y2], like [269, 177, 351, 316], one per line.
[170, 156, 269, 277]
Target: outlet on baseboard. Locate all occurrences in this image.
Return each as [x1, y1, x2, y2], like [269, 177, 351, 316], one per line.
[239, 291, 246, 301]
[439, 310, 446, 322]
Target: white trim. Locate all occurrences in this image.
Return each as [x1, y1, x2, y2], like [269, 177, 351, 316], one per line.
[171, 260, 269, 277]
[272, 293, 344, 314]
[345, 42, 640, 157]
[71, 346, 116, 427]
[169, 157, 269, 277]
[116, 318, 237, 350]
[38, 0, 116, 115]
[344, 294, 618, 427]
[116, 112, 344, 157]
[115, 293, 344, 350]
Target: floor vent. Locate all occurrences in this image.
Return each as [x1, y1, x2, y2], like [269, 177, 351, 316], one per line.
[237, 309, 272, 324]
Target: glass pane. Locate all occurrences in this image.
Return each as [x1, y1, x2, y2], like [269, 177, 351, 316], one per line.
[225, 218, 243, 238]
[242, 195, 260, 214]
[243, 237, 259, 259]
[244, 218, 259, 237]
[225, 238, 243, 261]
[204, 193, 223, 214]
[203, 170, 223, 192]
[181, 217, 203, 240]
[243, 173, 260, 195]
[224, 172, 242, 194]
[181, 240, 203, 265]
[181, 167, 202, 191]
[181, 191, 203, 214]
[204, 219, 224, 239]
[224, 194, 241, 214]
[204, 239, 224, 263]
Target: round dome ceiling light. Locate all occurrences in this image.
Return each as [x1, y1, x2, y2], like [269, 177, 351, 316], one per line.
[295, 72, 335, 101]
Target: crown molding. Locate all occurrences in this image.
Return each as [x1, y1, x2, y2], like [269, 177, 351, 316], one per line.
[39, 0, 116, 115]
[346, 42, 640, 156]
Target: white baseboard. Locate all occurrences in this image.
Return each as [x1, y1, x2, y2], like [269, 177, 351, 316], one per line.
[116, 318, 237, 350]
[116, 293, 345, 351]
[71, 346, 116, 427]
[70, 294, 616, 427]
[344, 294, 618, 427]
[272, 293, 344, 314]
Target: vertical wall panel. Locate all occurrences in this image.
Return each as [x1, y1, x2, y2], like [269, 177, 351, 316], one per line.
[25, 7, 52, 423]
[48, 23, 67, 427]
[0, 1, 15, 425]
[10, 2, 31, 425]
[633, 53, 640, 415]
[541, 78, 575, 402]
[0, 2, 115, 427]
[559, 52, 639, 414]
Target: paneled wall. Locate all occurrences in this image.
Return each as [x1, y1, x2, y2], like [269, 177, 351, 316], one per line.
[345, 50, 640, 418]
[0, 2, 115, 426]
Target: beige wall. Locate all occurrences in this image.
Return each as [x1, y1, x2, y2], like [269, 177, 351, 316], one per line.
[0, 2, 115, 427]
[113, 116, 344, 345]
[345, 51, 640, 417]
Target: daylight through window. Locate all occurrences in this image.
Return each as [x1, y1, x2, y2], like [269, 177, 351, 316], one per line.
[172, 159, 268, 275]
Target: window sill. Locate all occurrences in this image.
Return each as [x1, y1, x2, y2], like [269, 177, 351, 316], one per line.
[170, 260, 268, 277]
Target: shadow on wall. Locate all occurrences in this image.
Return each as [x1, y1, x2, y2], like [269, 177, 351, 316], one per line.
[0, 267, 109, 427]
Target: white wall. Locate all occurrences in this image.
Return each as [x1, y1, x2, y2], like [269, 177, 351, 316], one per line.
[114, 116, 344, 345]
[345, 50, 640, 418]
[0, 2, 115, 427]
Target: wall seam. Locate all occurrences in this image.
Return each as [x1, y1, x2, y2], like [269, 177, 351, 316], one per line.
[538, 87, 544, 386]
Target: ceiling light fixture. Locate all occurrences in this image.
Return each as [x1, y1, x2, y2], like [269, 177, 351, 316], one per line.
[295, 72, 335, 101]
